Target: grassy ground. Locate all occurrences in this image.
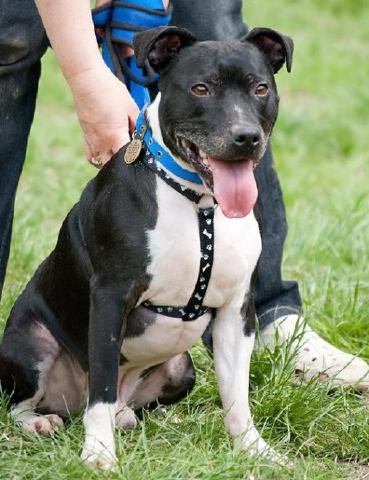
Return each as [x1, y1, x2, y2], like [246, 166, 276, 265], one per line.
[1, 0, 369, 478]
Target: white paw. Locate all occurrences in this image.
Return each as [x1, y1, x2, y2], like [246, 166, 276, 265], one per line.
[17, 413, 64, 436]
[247, 439, 287, 465]
[81, 442, 118, 470]
[237, 428, 287, 465]
[116, 406, 137, 430]
[82, 402, 117, 469]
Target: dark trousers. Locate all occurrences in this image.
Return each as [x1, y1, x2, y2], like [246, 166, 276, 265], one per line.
[0, 0, 48, 292]
[0, 0, 301, 328]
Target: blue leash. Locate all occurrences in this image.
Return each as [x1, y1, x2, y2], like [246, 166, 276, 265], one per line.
[92, 0, 172, 109]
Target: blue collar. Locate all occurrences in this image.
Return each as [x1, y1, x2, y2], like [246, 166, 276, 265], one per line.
[135, 112, 203, 185]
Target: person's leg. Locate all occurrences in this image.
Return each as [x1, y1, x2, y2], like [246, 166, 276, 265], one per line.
[171, 0, 369, 388]
[0, 0, 48, 297]
[256, 152, 368, 385]
[253, 147, 302, 326]
[171, 0, 248, 41]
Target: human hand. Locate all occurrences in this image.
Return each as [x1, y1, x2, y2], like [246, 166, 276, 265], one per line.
[69, 64, 139, 168]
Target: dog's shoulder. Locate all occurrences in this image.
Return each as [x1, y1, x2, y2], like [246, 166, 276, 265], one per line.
[69, 146, 159, 274]
[80, 145, 157, 221]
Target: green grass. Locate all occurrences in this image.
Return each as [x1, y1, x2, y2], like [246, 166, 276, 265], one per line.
[1, 0, 369, 478]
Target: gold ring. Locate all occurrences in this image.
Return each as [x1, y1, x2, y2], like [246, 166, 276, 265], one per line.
[90, 155, 101, 167]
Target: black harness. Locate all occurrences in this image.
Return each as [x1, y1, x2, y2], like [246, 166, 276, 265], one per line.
[128, 122, 216, 322]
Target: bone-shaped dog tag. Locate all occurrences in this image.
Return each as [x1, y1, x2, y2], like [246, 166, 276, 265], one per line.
[124, 138, 142, 164]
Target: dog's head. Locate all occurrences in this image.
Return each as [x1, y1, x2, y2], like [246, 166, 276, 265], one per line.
[134, 26, 293, 217]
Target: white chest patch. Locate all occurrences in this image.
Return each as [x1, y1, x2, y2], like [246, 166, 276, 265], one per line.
[141, 179, 261, 310]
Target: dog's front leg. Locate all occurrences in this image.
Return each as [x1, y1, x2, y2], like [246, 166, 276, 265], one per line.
[81, 278, 132, 470]
[212, 294, 278, 460]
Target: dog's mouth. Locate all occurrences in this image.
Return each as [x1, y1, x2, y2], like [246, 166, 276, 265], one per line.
[180, 138, 259, 218]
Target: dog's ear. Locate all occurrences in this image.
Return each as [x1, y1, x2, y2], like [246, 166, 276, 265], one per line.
[133, 26, 197, 73]
[242, 28, 293, 73]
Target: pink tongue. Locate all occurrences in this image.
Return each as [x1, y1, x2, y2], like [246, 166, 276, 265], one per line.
[207, 158, 258, 218]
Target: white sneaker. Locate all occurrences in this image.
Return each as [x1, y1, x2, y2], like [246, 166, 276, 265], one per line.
[257, 314, 369, 390]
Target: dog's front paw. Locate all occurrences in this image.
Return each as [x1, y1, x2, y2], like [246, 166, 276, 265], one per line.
[82, 402, 118, 469]
[237, 428, 288, 466]
[81, 441, 118, 470]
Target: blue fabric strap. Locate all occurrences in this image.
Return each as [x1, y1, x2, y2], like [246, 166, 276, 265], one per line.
[135, 112, 203, 185]
[92, 0, 172, 109]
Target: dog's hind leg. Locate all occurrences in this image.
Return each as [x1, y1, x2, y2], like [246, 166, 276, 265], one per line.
[0, 319, 64, 435]
[129, 352, 196, 411]
[114, 367, 142, 430]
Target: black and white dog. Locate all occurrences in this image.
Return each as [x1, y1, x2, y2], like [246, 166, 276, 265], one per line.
[0, 26, 292, 468]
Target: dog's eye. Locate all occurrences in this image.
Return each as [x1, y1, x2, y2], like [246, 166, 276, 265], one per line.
[191, 84, 210, 96]
[255, 83, 269, 97]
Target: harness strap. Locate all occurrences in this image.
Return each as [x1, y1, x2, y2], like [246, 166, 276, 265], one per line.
[182, 206, 215, 321]
[92, 0, 172, 108]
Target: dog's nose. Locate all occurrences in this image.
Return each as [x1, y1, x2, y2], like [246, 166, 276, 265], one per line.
[231, 126, 260, 148]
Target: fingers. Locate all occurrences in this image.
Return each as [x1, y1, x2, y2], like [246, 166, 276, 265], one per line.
[110, 101, 139, 154]
[87, 99, 139, 160]
[84, 137, 113, 169]
[84, 131, 128, 168]
[110, 128, 130, 156]
[84, 120, 131, 168]
[84, 138, 102, 169]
